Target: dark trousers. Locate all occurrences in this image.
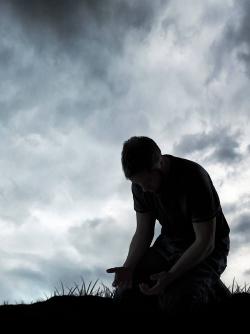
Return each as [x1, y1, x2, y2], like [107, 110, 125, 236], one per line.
[113, 236, 230, 316]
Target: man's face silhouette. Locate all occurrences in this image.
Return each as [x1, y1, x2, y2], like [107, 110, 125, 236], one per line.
[129, 156, 166, 194]
[130, 169, 163, 194]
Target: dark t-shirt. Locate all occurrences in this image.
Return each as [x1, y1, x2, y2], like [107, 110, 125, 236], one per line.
[131, 154, 230, 260]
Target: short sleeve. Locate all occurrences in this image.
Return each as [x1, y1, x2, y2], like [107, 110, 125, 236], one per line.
[131, 182, 155, 213]
[188, 166, 221, 223]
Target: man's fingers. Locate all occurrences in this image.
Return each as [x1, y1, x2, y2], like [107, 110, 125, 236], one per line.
[139, 282, 161, 295]
[106, 267, 118, 273]
[107, 267, 133, 289]
[106, 267, 122, 273]
[112, 278, 124, 287]
[113, 279, 132, 289]
[112, 281, 117, 287]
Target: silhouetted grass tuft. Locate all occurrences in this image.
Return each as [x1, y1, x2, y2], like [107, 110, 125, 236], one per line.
[1, 276, 114, 306]
[229, 277, 250, 293]
[50, 276, 115, 299]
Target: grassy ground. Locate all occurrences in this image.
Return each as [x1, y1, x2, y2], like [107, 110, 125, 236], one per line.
[0, 277, 249, 330]
[1, 276, 114, 306]
[1, 276, 249, 306]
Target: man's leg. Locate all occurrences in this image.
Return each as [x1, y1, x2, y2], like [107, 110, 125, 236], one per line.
[158, 257, 228, 317]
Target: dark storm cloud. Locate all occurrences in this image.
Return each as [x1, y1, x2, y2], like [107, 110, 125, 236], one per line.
[1, 0, 248, 300]
[0, 46, 14, 67]
[208, 0, 250, 80]
[233, 213, 250, 235]
[173, 126, 243, 164]
[7, 0, 164, 35]
[0, 0, 170, 226]
[230, 212, 250, 252]
[4, 0, 168, 67]
[0, 0, 168, 137]
[227, 0, 250, 73]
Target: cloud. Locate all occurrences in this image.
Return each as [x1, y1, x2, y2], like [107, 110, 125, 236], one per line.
[232, 212, 250, 235]
[7, 0, 165, 37]
[207, 0, 250, 80]
[0, 1, 172, 226]
[7, 267, 45, 284]
[0, 245, 111, 303]
[230, 212, 250, 252]
[173, 125, 243, 164]
[221, 192, 250, 253]
[223, 202, 238, 216]
[0, 0, 249, 302]
[2, 0, 168, 77]
[67, 216, 131, 258]
[0, 0, 166, 141]
[244, 269, 250, 277]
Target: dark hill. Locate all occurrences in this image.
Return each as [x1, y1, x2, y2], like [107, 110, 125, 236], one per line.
[0, 292, 249, 331]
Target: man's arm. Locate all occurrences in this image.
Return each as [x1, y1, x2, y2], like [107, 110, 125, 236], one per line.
[123, 211, 156, 270]
[168, 216, 216, 281]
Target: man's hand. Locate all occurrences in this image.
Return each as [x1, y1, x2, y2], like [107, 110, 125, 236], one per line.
[139, 271, 175, 296]
[106, 266, 134, 289]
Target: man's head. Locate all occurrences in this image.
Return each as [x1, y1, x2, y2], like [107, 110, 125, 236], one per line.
[121, 136, 165, 194]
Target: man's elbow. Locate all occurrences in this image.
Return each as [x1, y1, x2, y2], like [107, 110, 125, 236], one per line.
[205, 241, 215, 256]
[196, 239, 215, 256]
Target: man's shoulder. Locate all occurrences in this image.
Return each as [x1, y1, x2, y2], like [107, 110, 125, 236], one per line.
[169, 154, 207, 178]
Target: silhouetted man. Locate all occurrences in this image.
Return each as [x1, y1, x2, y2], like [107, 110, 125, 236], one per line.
[107, 136, 230, 316]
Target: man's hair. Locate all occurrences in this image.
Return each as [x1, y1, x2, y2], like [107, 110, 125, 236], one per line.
[121, 136, 162, 179]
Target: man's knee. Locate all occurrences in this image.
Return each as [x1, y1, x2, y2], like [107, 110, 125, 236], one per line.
[158, 273, 220, 316]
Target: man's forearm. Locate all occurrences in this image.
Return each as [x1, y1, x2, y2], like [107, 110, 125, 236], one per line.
[168, 241, 214, 282]
[123, 232, 153, 270]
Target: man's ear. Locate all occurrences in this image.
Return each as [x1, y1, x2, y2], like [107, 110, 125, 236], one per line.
[152, 156, 162, 170]
[160, 155, 163, 167]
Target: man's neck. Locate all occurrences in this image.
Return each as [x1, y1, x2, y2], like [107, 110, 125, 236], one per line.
[156, 155, 172, 195]
[162, 154, 171, 177]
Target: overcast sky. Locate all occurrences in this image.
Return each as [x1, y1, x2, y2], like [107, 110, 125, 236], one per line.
[0, 0, 250, 304]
